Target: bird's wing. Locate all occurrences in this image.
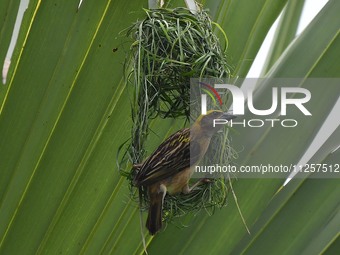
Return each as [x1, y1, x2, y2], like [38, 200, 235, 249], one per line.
[134, 128, 201, 187]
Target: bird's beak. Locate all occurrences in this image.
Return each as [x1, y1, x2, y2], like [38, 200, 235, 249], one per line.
[221, 112, 237, 120]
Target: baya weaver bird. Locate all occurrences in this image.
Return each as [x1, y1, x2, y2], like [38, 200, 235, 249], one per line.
[133, 110, 235, 235]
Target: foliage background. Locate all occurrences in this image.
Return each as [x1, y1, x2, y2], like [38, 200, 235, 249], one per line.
[0, 0, 339, 254]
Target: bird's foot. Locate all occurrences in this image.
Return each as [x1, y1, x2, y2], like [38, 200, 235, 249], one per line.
[201, 178, 215, 184]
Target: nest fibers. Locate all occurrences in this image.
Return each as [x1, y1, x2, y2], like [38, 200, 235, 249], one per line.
[120, 8, 236, 225]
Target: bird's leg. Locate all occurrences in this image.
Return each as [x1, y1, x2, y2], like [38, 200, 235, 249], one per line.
[182, 178, 214, 194]
[132, 163, 143, 171]
[159, 184, 167, 203]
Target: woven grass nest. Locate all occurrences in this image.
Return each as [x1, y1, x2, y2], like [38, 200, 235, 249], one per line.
[119, 7, 236, 225]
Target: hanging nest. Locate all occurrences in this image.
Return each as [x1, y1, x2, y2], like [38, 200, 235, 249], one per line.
[119, 7, 237, 226]
[128, 7, 231, 119]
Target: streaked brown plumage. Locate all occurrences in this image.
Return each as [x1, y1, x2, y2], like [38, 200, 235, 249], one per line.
[133, 110, 235, 235]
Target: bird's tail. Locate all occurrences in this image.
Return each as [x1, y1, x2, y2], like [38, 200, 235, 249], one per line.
[146, 190, 163, 235]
